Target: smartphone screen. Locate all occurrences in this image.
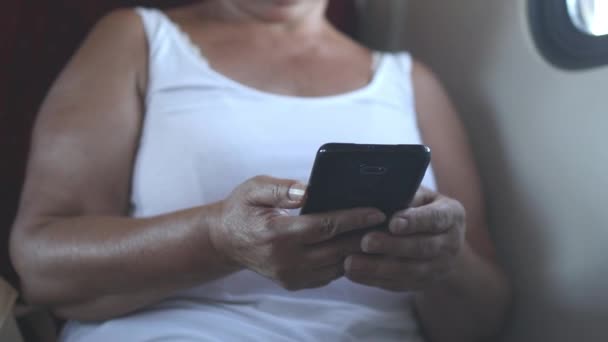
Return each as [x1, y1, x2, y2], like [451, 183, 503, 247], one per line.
[300, 143, 431, 217]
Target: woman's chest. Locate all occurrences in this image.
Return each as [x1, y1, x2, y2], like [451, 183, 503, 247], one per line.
[130, 95, 422, 216]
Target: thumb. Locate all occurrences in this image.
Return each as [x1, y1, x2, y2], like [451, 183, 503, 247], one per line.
[409, 186, 437, 208]
[241, 175, 307, 209]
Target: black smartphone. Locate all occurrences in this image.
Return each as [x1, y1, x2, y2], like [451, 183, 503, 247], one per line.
[300, 143, 431, 217]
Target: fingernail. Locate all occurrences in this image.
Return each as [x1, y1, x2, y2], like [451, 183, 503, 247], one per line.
[288, 183, 307, 201]
[362, 236, 378, 253]
[367, 212, 386, 225]
[344, 256, 354, 271]
[390, 217, 408, 234]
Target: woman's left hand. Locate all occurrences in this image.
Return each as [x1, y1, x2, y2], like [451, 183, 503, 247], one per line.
[345, 187, 467, 292]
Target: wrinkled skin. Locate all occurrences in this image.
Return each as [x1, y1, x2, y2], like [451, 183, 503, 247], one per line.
[210, 175, 387, 290]
[346, 187, 467, 292]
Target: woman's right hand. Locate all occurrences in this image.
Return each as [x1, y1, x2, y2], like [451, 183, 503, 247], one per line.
[210, 175, 386, 291]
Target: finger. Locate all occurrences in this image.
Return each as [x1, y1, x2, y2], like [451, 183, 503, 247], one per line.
[361, 231, 455, 260]
[345, 255, 436, 291]
[305, 233, 365, 269]
[283, 264, 344, 291]
[408, 186, 437, 208]
[241, 175, 307, 209]
[346, 274, 407, 292]
[289, 208, 386, 244]
[344, 255, 410, 292]
[389, 197, 464, 235]
[303, 264, 345, 289]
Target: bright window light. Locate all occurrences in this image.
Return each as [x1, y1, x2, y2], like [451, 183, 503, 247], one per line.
[567, 0, 608, 36]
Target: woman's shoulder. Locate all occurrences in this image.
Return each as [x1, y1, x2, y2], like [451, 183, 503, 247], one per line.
[76, 8, 149, 97]
[374, 50, 443, 92]
[95, 8, 147, 36]
[81, 8, 149, 65]
[408, 57, 446, 100]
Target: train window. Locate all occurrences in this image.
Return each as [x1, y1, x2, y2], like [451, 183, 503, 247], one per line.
[529, 0, 608, 69]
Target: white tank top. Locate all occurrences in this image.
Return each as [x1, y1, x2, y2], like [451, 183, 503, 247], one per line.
[61, 7, 435, 342]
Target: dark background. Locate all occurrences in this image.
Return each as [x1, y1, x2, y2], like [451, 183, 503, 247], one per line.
[0, 0, 357, 287]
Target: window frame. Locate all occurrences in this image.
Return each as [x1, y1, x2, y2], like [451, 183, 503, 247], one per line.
[529, 0, 608, 69]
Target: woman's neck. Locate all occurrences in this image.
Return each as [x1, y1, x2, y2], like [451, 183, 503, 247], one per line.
[205, 0, 329, 34]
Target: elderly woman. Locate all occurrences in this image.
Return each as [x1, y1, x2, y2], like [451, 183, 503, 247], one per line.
[10, 0, 510, 341]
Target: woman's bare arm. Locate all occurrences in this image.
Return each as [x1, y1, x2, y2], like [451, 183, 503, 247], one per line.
[412, 60, 512, 342]
[9, 10, 238, 321]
